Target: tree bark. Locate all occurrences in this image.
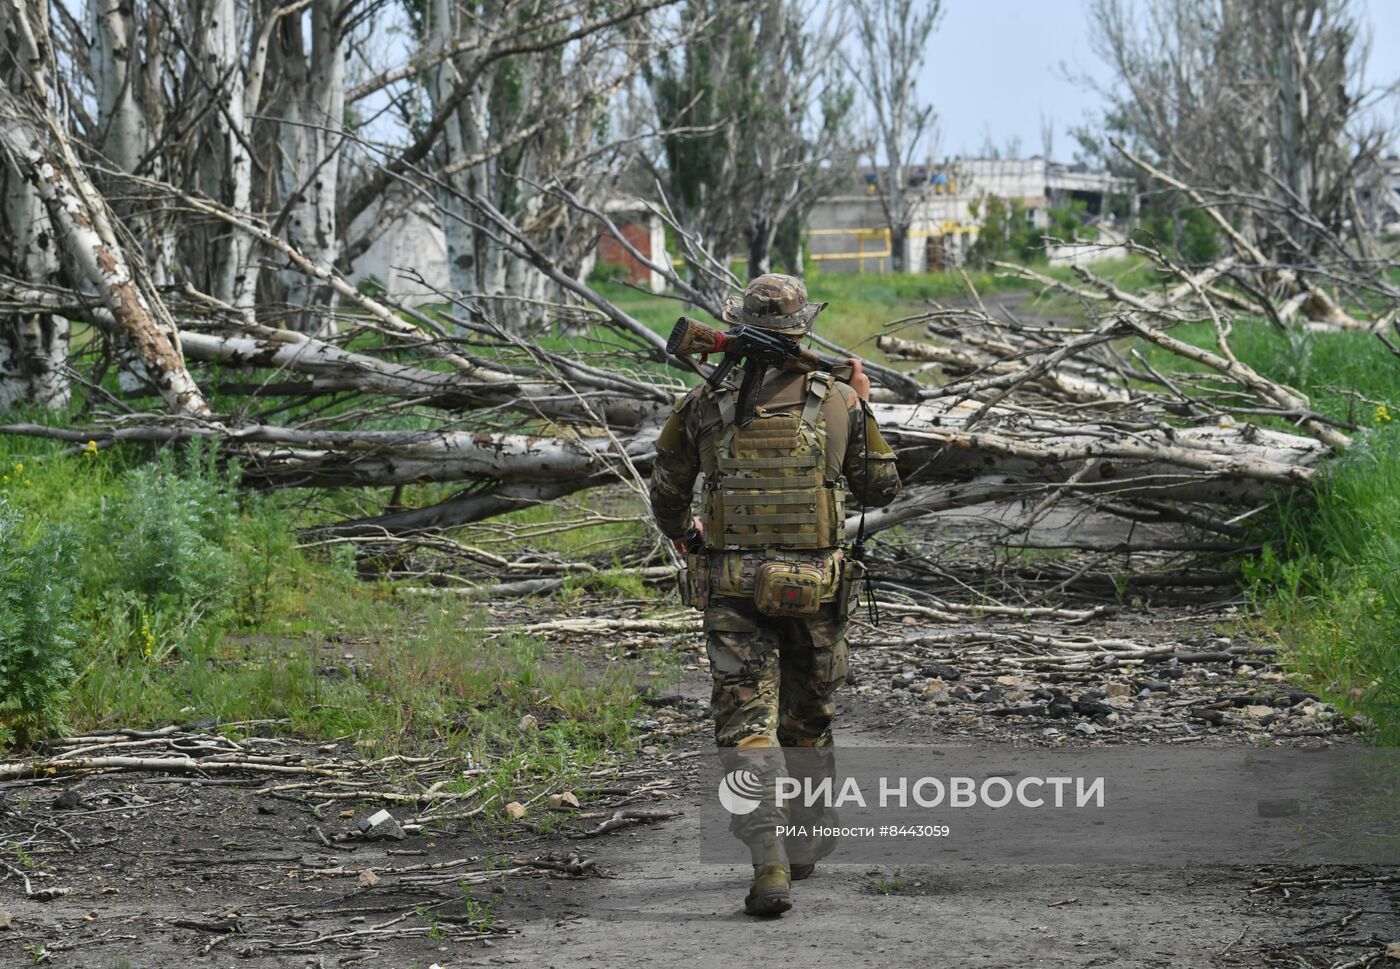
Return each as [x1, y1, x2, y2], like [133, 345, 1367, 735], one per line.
[196, 0, 254, 312]
[0, 0, 67, 410]
[275, 0, 345, 334]
[0, 92, 210, 417]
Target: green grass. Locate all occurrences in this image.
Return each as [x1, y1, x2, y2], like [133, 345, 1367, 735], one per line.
[1135, 320, 1400, 742]
[0, 431, 648, 792]
[598, 261, 1135, 365]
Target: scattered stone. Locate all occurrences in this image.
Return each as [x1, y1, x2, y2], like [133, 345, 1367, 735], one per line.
[1047, 700, 1075, 719]
[1244, 705, 1274, 718]
[1073, 698, 1117, 719]
[257, 803, 278, 816]
[505, 801, 528, 820]
[357, 869, 381, 888]
[1104, 683, 1133, 698]
[994, 675, 1022, 687]
[919, 664, 961, 681]
[548, 792, 580, 810]
[519, 714, 539, 731]
[1189, 708, 1227, 726]
[986, 704, 1044, 718]
[1041, 728, 1060, 739]
[0, 911, 11, 931]
[1074, 722, 1098, 736]
[51, 789, 84, 811]
[357, 809, 406, 841]
[1256, 798, 1300, 819]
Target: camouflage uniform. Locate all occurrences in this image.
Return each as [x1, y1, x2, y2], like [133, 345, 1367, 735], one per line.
[649, 276, 901, 879]
[651, 368, 902, 749]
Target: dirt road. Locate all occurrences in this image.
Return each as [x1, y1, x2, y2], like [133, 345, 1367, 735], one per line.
[1, 508, 1395, 968]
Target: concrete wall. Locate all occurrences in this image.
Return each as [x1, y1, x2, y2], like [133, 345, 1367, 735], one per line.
[806, 158, 1129, 274]
[349, 203, 451, 306]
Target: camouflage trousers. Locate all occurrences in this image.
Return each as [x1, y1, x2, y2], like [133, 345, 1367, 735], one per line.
[704, 597, 848, 865]
[704, 596, 849, 748]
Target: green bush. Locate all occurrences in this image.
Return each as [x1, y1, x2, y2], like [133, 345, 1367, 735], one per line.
[1131, 205, 1221, 265]
[967, 195, 1030, 266]
[93, 441, 238, 613]
[0, 501, 79, 745]
[1139, 320, 1400, 741]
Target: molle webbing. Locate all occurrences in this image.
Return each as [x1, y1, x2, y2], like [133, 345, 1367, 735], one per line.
[704, 373, 845, 551]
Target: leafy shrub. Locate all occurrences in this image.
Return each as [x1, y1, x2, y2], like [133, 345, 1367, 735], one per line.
[967, 195, 1045, 266]
[95, 441, 238, 615]
[0, 501, 78, 745]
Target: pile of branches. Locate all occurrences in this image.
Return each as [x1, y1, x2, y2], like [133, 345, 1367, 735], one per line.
[0, 81, 1394, 576]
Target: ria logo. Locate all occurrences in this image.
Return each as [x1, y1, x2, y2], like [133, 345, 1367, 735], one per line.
[717, 769, 764, 815]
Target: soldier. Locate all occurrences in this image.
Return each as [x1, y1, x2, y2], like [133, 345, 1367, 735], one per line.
[648, 273, 902, 917]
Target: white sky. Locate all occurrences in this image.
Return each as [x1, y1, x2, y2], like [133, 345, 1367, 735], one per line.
[917, 0, 1400, 160]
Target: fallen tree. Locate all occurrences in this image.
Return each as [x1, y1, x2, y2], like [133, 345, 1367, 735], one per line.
[0, 81, 1390, 574]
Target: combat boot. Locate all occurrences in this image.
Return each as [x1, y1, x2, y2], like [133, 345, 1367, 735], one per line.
[744, 863, 792, 916]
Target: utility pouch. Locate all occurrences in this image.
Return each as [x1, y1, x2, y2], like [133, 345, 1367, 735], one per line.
[679, 551, 711, 612]
[836, 556, 866, 621]
[753, 560, 825, 618]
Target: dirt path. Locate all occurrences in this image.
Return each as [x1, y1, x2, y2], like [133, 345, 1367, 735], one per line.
[1, 512, 1395, 968]
[491, 677, 1393, 969]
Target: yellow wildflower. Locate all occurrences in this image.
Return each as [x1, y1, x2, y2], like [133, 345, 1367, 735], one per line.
[84, 440, 99, 455]
[1375, 404, 1392, 425]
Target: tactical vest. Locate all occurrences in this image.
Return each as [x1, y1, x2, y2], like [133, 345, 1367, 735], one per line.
[702, 372, 846, 552]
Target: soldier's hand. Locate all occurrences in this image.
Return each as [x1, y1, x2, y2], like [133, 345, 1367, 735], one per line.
[847, 358, 871, 401]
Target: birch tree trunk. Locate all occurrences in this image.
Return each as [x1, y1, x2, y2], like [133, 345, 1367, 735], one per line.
[428, 0, 476, 297]
[0, 91, 211, 417]
[0, 0, 67, 410]
[91, 0, 149, 175]
[196, 0, 254, 312]
[276, 0, 345, 334]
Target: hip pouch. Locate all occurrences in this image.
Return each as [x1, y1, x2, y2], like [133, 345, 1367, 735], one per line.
[678, 551, 711, 611]
[753, 560, 825, 618]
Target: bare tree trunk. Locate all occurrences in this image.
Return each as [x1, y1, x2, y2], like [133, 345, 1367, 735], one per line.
[0, 0, 67, 410]
[197, 0, 254, 313]
[0, 92, 210, 417]
[746, 218, 773, 279]
[848, 0, 941, 274]
[276, 0, 345, 334]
